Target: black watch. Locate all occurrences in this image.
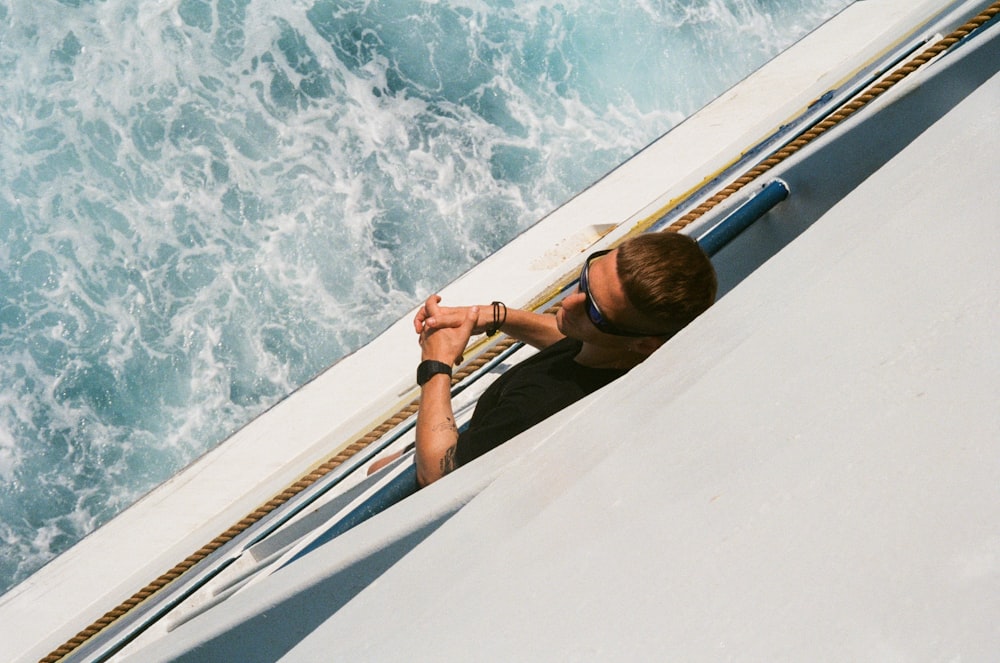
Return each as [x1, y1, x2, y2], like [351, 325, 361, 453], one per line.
[416, 360, 452, 386]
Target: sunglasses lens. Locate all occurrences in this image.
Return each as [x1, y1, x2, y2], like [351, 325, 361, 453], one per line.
[588, 301, 604, 328]
[580, 253, 609, 330]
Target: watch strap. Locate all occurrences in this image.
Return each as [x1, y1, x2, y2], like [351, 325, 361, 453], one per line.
[416, 359, 452, 386]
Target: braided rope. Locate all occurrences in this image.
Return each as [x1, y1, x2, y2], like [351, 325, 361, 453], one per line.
[42, 3, 1000, 660]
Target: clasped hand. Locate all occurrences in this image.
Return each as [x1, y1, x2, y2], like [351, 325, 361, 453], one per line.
[414, 295, 483, 365]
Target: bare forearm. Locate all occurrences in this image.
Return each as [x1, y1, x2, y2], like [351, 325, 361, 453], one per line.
[414, 374, 460, 487]
[488, 307, 563, 349]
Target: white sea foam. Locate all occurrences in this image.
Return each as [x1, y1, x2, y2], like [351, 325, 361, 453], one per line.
[0, 0, 854, 594]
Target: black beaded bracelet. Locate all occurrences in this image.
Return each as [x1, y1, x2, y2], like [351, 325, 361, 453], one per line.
[486, 300, 507, 336]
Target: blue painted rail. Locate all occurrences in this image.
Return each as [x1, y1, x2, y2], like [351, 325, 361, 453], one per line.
[279, 463, 420, 568]
[698, 179, 789, 256]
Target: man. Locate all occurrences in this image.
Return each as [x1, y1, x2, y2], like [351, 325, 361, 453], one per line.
[378, 232, 716, 487]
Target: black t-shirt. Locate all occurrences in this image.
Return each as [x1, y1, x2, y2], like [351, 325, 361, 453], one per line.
[454, 337, 627, 466]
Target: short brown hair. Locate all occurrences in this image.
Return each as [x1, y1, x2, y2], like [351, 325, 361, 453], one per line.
[616, 232, 717, 334]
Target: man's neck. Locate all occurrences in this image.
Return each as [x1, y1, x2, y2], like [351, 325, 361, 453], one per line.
[573, 341, 647, 371]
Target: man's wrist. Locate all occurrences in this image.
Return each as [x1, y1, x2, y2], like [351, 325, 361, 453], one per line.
[416, 359, 452, 386]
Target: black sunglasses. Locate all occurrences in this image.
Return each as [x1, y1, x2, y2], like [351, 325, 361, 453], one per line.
[578, 249, 658, 338]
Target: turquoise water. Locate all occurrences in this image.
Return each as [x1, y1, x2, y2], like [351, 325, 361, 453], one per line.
[0, 0, 852, 595]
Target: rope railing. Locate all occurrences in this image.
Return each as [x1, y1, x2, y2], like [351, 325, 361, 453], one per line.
[42, 3, 1000, 660]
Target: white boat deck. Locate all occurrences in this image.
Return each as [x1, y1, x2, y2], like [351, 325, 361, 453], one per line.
[125, 9, 1000, 663]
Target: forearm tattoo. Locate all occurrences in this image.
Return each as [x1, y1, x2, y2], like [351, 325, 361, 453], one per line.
[440, 444, 458, 476]
[432, 417, 458, 437]
[431, 418, 459, 476]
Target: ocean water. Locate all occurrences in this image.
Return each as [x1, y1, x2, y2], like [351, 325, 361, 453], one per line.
[0, 0, 852, 595]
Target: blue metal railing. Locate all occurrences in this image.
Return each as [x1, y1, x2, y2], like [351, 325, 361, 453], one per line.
[278, 463, 420, 569]
[698, 179, 789, 256]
